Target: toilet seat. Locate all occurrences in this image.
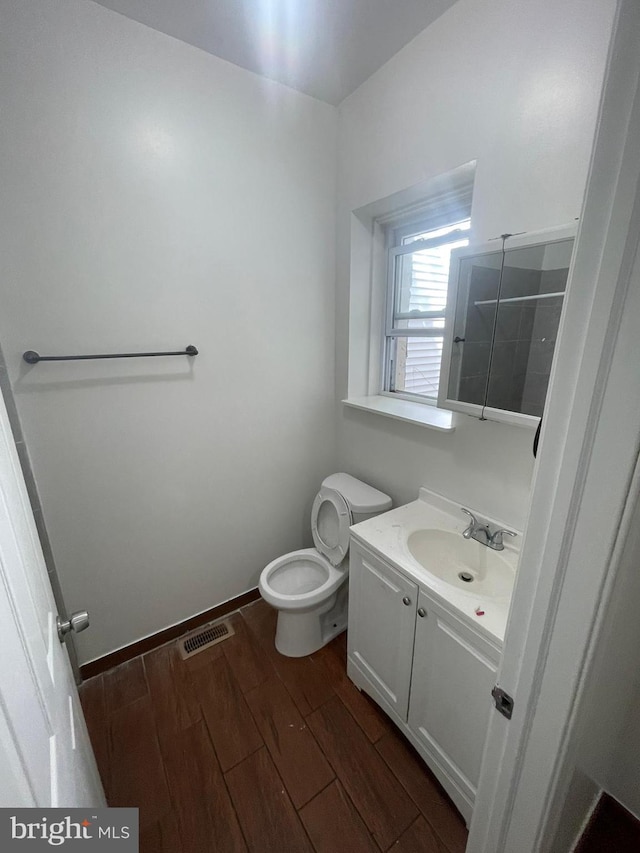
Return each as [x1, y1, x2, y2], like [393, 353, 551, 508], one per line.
[258, 474, 392, 657]
[311, 486, 352, 566]
[259, 548, 346, 611]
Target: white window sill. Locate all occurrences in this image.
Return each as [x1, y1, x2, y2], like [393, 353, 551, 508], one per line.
[342, 396, 455, 433]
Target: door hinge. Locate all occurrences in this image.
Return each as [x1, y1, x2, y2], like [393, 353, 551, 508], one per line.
[491, 684, 514, 719]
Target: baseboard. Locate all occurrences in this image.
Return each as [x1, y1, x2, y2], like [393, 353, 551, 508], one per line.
[79, 587, 260, 680]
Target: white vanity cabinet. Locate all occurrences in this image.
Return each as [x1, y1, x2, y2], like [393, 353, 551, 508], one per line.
[347, 538, 502, 823]
[347, 541, 418, 719]
[408, 590, 500, 809]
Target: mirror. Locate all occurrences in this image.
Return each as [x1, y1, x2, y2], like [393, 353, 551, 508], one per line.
[439, 226, 576, 426]
[447, 250, 502, 406]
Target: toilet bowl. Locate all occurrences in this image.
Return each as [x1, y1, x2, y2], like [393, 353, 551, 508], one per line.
[259, 473, 392, 657]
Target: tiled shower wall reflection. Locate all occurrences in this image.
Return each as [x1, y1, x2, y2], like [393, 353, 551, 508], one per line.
[459, 263, 567, 416]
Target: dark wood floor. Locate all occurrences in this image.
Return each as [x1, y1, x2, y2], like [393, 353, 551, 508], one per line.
[79, 599, 468, 853]
[576, 794, 640, 853]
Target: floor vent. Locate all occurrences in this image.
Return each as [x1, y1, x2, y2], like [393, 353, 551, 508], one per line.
[177, 619, 235, 660]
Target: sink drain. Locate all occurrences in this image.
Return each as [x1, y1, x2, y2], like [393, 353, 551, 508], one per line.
[458, 571, 474, 583]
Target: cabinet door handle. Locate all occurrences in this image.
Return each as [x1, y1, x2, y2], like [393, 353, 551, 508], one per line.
[402, 596, 411, 606]
[417, 607, 426, 618]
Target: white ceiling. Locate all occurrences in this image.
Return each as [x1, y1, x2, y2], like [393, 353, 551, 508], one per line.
[91, 0, 458, 105]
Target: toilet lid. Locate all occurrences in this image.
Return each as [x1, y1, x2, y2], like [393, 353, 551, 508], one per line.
[311, 486, 352, 566]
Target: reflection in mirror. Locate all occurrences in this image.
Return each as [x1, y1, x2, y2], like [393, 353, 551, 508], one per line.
[447, 251, 503, 405]
[485, 239, 573, 416]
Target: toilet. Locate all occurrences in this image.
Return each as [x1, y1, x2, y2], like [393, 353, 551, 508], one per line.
[259, 473, 392, 657]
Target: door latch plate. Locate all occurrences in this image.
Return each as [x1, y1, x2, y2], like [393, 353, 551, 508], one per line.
[491, 684, 514, 719]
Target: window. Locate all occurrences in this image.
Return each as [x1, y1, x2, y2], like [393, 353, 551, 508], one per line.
[343, 162, 474, 430]
[383, 218, 471, 403]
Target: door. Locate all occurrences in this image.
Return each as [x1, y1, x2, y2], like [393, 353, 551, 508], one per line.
[0, 389, 104, 807]
[469, 4, 640, 850]
[408, 591, 499, 810]
[347, 541, 418, 719]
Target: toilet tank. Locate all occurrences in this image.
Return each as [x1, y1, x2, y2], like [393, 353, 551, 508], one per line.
[322, 473, 392, 523]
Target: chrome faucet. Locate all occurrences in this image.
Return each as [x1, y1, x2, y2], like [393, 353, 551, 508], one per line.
[461, 508, 491, 545]
[461, 508, 517, 551]
[489, 527, 517, 550]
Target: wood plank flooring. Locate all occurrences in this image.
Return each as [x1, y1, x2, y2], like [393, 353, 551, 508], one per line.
[576, 794, 640, 853]
[79, 599, 468, 853]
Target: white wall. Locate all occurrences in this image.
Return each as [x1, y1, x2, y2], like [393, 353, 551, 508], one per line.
[0, 0, 616, 665]
[335, 0, 615, 528]
[0, 0, 337, 664]
[564, 463, 640, 821]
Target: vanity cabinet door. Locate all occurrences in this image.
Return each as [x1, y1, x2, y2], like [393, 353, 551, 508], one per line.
[408, 591, 499, 804]
[348, 541, 418, 720]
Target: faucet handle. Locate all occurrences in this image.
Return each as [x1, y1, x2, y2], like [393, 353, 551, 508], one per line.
[490, 528, 517, 550]
[461, 507, 477, 538]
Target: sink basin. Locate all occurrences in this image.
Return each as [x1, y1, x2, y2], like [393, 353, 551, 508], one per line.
[407, 529, 514, 598]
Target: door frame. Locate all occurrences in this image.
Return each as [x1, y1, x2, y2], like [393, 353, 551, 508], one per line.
[0, 378, 105, 807]
[468, 1, 640, 849]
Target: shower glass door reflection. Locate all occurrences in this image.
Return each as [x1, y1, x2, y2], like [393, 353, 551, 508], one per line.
[485, 239, 573, 417]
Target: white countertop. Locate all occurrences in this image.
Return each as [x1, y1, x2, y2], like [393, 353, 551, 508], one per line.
[350, 488, 521, 646]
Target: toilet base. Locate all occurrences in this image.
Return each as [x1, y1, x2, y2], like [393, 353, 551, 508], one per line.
[274, 584, 348, 657]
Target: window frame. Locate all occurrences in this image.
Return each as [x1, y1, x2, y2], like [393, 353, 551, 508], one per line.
[381, 218, 472, 406]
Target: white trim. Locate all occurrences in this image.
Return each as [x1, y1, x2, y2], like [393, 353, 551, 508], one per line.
[342, 396, 455, 432]
[468, 3, 640, 849]
[508, 199, 640, 847]
[385, 329, 445, 338]
[393, 216, 471, 248]
[390, 228, 470, 258]
[393, 311, 447, 320]
[368, 162, 476, 226]
[378, 389, 438, 407]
